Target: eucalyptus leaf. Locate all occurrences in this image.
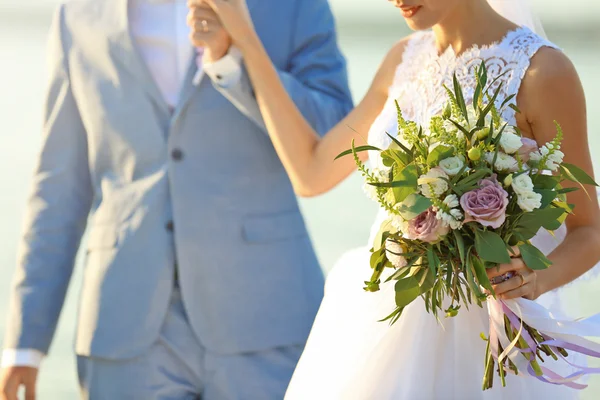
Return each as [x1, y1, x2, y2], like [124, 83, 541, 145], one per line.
[474, 230, 511, 264]
[453, 230, 466, 265]
[519, 242, 553, 270]
[396, 194, 432, 220]
[427, 246, 440, 276]
[427, 145, 455, 166]
[561, 163, 599, 187]
[395, 277, 421, 308]
[393, 164, 419, 203]
[517, 207, 566, 232]
[471, 254, 494, 293]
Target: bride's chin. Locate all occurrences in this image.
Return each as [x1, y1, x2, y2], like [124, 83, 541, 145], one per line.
[404, 19, 434, 32]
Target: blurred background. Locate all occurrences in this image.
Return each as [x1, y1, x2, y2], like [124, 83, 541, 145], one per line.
[0, 0, 599, 398]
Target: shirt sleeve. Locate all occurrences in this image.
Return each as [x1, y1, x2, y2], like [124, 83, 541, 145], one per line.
[201, 47, 243, 89]
[1, 349, 44, 369]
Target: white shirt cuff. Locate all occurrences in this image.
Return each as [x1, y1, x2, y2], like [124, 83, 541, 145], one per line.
[1, 349, 44, 369]
[201, 47, 243, 88]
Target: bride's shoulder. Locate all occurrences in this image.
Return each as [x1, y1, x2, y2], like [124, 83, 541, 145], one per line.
[520, 46, 580, 102]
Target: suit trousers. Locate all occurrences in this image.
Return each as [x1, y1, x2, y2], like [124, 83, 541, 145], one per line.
[77, 287, 303, 399]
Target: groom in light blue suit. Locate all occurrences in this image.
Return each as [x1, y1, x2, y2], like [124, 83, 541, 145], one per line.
[0, 0, 352, 398]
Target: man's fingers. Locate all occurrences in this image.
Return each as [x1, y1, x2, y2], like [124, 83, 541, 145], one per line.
[1, 377, 19, 400]
[24, 372, 37, 400]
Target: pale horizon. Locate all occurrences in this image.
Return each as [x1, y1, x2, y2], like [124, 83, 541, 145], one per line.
[2, 0, 599, 26]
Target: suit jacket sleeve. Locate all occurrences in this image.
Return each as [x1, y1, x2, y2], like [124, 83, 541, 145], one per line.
[209, 0, 353, 136]
[3, 5, 93, 354]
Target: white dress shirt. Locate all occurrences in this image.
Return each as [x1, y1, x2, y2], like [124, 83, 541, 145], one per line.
[1, 0, 242, 369]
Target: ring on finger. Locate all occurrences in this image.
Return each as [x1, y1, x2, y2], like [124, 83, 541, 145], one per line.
[516, 273, 525, 287]
[490, 271, 515, 285]
[201, 19, 209, 32]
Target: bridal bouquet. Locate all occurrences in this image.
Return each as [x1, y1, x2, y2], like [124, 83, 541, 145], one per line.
[337, 63, 600, 390]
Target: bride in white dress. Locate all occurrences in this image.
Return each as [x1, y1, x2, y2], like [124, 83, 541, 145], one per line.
[195, 0, 600, 398]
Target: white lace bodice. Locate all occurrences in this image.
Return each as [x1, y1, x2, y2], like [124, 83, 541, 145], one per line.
[365, 28, 600, 304]
[367, 27, 558, 170]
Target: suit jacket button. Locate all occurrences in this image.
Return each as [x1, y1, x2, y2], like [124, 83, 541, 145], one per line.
[171, 148, 184, 161]
[166, 221, 174, 232]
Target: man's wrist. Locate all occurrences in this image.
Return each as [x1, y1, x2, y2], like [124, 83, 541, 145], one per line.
[203, 43, 232, 64]
[1, 349, 44, 369]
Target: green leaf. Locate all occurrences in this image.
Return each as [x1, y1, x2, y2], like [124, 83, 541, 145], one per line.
[392, 164, 419, 203]
[499, 93, 517, 110]
[395, 277, 421, 308]
[427, 246, 441, 276]
[414, 267, 435, 294]
[372, 220, 395, 251]
[453, 230, 467, 265]
[560, 163, 599, 187]
[519, 242, 553, 270]
[386, 133, 413, 156]
[448, 119, 471, 138]
[534, 189, 559, 209]
[453, 73, 468, 121]
[517, 207, 566, 232]
[396, 194, 432, 220]
[427, 145, 455, 166]
[335, 145, 381, 160]
[533, 175, 560, 190]
[471, 254, 494, 293]
[556, 187, 579, 195]
[474, 230, 511, 264]
[509, 103, 522, 114]
[381, 148, 411, 168]
[466, 255, 484, 298]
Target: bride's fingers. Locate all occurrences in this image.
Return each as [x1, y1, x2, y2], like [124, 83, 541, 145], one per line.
[499, 282, 535, 300]
[492, 274, 523, 296]
[486, 257, 524, 279]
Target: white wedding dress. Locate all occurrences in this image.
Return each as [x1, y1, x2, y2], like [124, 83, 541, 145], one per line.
[285, 27, 596, 400]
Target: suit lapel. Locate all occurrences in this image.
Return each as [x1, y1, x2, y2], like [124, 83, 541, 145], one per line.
[108, 0, 170, 113]
[172, 51, 201, 123]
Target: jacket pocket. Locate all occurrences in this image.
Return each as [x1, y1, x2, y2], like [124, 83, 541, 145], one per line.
[242, 210, 309, 243]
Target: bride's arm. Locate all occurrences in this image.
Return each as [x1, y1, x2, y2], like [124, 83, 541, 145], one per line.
[518, 48, 600, 296]
[194, 0, 407, 196]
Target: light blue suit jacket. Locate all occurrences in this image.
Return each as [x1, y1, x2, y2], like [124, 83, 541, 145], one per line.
[4, 0, 352, 359]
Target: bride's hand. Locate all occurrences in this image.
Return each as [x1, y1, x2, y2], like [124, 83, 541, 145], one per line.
[486, 247, 539, 300]
[189, 0, 256, 50]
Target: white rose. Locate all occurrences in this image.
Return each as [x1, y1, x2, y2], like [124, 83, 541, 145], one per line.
[390, 212, 409, 234]
[385, 238, 408, 268]
[418, 167, 449, 198]
[443, 194, 460, 209]
[499, 129, 523, 154]
[511, 173, 535, 195]
[517, 190, 542, 212]
[484, 152, 519, 172]
[439, 156, 465, 176]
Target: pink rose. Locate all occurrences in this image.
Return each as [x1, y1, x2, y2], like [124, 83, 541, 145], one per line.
[405, 207, 450, 243]
[518, 137, 539, 163]
[460, 175, 509, 229]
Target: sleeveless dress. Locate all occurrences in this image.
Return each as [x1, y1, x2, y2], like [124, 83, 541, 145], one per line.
[285, 28, 594, 400]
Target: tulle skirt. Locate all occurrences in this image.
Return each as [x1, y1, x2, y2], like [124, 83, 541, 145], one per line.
[285, 246, 583, 400]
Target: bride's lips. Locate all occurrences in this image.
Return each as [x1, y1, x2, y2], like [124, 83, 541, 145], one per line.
[399, 5, 422, 18]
